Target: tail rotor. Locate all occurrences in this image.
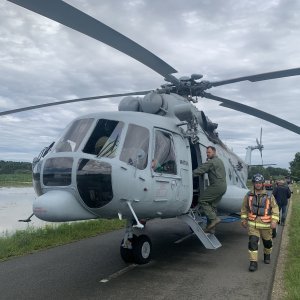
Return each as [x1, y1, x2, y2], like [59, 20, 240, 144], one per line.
[256, 127, 264, 165]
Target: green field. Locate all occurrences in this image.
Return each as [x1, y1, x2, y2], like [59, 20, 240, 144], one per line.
[0, 173, 32, 187]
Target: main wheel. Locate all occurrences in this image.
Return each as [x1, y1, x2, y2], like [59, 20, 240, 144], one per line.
[120, 234, 137, 263]
[132, 235, 152, 264]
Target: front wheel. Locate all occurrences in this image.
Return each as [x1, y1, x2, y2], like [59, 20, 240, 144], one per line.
[132, 235, 152, 264]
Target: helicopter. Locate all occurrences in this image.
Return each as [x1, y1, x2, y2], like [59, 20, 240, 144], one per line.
[3, 0, 300, 264]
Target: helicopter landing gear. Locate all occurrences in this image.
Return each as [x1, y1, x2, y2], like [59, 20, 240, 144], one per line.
[132, 234, 152, 264]
[120, 234, 137, 263]
[120, 220, 152, 264]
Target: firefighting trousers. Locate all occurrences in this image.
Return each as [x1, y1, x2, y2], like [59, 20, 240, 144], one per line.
[248, 226, 273, 261]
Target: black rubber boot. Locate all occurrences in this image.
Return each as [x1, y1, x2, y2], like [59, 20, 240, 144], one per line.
[264, 254, 271, 264]
[249, 261, 258, 272]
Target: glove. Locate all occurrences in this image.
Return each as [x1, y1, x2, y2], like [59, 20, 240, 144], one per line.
[241, 219, 247, 228]
[271, 221, 277, 229]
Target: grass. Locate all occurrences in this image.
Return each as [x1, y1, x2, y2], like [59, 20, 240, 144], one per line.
[0, 176, 125, 261]
[284, 183, 300, 299]
[0, 173, 32, 187]
[0, 219, 125, 261]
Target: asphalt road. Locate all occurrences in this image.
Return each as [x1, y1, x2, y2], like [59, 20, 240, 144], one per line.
[0, 218, 283, 300]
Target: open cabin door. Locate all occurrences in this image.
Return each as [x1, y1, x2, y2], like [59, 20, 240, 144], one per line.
[190, 142, 205, 208]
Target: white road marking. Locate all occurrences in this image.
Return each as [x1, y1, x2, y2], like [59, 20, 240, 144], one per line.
[99, 264, 137, 283]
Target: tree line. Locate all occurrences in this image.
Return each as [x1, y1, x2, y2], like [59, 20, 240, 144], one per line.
[248, 166, 289, 180]
[0, 160, 32, 174]
[247, 152, 300, 181]
[290, 152, 300, 181]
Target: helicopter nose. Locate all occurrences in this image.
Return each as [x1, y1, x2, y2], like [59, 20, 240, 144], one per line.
[33, 190, 95, 222]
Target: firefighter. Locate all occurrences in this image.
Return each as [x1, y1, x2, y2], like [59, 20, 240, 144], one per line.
[241, 173, 279, 272]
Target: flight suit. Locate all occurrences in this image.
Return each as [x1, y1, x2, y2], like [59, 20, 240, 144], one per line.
[193, 155, 227, 221]
[241, 190, 279, 262]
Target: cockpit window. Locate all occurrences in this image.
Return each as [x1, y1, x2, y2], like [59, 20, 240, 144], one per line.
[120, 124, 149, 170]
[54, 118, 94, 153]
[83, 119, 124, 158]
[43, 157, 73, 186]
[153, 130, 177, 174]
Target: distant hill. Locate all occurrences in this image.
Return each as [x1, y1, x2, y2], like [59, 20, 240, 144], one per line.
[0, 160, 32, 174]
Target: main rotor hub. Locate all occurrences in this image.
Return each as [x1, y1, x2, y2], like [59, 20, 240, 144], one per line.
[163, 74, 212, 98]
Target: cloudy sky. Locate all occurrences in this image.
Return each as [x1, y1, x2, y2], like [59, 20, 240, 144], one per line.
[0, 0, 299, 169]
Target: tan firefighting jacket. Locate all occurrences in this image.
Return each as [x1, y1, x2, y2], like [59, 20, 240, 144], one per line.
[241, 189, 279, 229]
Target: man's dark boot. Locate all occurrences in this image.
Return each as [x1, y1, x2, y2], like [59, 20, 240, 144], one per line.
[206, 217, 221, 231]
[249, 261, 258, 272]
[264, 254, 271, 264]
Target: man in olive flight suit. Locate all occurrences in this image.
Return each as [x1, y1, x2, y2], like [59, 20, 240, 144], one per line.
[193, 146, 227, 231]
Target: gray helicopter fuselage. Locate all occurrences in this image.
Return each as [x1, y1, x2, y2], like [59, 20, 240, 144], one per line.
[32, 93, 249, 222]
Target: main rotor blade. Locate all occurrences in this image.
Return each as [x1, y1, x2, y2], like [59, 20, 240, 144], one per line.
[210, 68, 300, 87]
[0, 90, 151, 116]
[202, 92, 300, 135]
[8, 0, 177, 77]
[250, 164, 277, 166]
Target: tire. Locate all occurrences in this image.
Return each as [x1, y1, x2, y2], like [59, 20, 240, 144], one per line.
[120, 246, 133, 263]
[132, 235, 152, 264]
[120, 235, 137, 263]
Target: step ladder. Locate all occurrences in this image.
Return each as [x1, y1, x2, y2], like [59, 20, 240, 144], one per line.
[178, 211, 222, 250]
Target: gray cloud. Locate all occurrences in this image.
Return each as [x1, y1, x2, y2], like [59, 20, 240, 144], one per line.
[0, 0, 299, 169]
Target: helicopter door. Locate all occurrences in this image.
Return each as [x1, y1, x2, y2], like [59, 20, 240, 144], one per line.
[199, 144, 210, 189]
[151, 130, 191, 216]
[172, 134, 193, 212]
[118, 124, 150, 203]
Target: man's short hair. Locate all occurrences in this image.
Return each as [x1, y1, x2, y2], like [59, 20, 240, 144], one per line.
[207, 146, 216, 152]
